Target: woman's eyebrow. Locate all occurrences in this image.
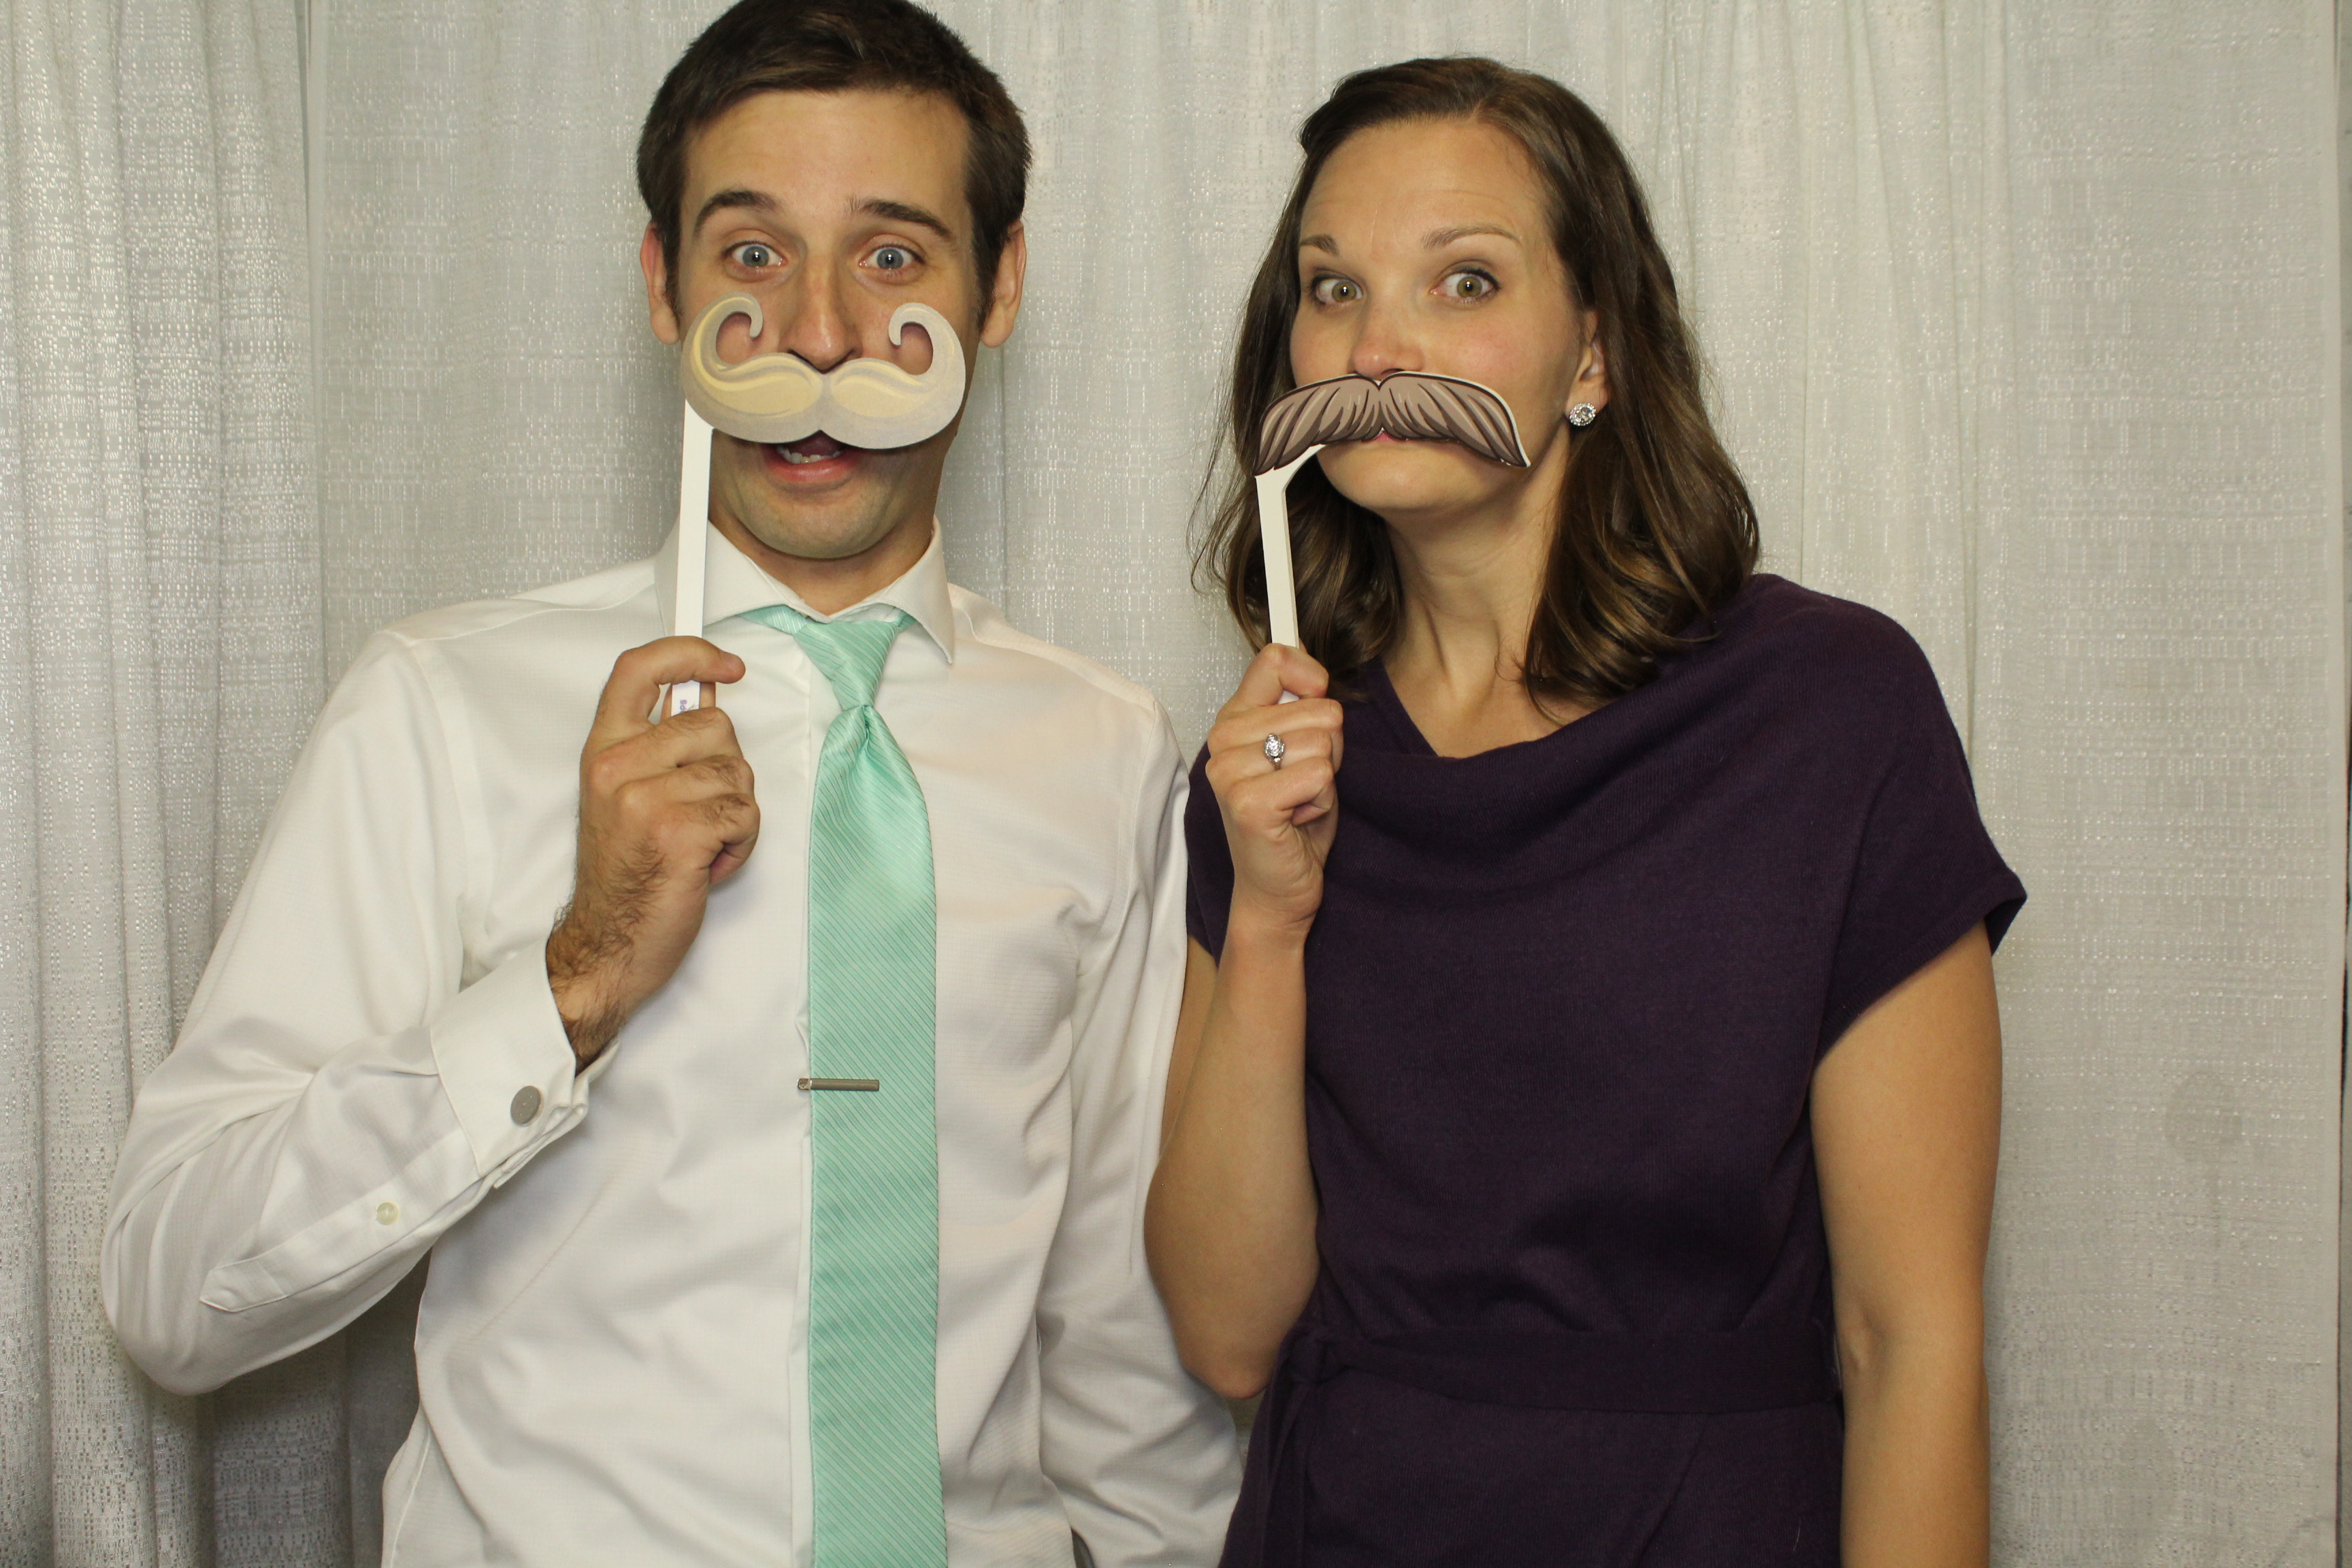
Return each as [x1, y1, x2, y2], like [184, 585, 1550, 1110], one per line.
[1425, 224, 1518, 248]
[1298, 225, 1519, 255]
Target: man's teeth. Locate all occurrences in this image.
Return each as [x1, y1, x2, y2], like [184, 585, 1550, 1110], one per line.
[776, 438, 846, 465]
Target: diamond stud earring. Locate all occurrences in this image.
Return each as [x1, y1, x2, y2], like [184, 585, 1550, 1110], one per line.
[1568, 402, 1599, 427]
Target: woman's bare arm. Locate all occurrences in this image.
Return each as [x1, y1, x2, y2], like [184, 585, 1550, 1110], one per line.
[1160, 940, 1218, 1154]
[1812, 923, 2002, 1568]
[1146, 644, 1341, 1399]
[1148, 935, 1322, 1399]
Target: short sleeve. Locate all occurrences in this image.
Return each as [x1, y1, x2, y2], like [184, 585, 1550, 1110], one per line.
[1818, 642, 2025, 1055]
[1181, 746, 1236, 960]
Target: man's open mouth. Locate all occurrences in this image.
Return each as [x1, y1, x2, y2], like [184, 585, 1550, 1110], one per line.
[774, 434, 850, 465]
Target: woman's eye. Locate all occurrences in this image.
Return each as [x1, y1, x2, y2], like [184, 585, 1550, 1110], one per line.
[1310, 276, 1361, 305]
[732, 242, 777, 270]
[1442, 270, 1496, 301]
[872, 245, 913, 273]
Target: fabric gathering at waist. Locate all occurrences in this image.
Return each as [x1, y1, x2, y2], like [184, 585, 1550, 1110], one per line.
[1222, 1320, 1840, 1568]
[1285, 1320, 1838, 1414]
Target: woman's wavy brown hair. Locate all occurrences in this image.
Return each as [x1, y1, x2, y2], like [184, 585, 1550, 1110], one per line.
[1199, 57, 1757, 708]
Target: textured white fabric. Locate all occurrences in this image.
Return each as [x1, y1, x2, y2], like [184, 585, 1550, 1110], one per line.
[5, 1, 2343, 1563]
[103, 522, 1239, 1566]
[2342, 10, 2352, 1546]
[0, 0, 322, 1559]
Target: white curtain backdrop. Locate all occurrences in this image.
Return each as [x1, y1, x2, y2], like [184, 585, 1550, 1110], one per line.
[1, 0, 323, 1559]
[1, 1, 2339, 1563]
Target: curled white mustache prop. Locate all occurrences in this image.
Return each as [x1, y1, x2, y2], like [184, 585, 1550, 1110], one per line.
[679, 292, 967, 451]
[663, 293, 970, 717]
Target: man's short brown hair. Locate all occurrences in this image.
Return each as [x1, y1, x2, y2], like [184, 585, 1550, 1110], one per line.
[637, 0, 1029, 308]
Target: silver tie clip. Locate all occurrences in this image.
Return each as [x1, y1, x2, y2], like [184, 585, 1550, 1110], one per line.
[799, 1077, 881, 1092]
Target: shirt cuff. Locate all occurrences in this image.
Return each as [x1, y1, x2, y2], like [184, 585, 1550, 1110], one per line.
[430, 943, 590, 1182]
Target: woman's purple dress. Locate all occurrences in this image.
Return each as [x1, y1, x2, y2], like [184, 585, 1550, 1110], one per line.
[1185, 576, 2024, 1567]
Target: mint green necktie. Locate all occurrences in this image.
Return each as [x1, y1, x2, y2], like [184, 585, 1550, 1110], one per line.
[740, 604, 947, 1568]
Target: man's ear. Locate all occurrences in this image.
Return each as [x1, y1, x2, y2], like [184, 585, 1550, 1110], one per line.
[642, 224, 681, 346]
[979, 220, 1026, 349]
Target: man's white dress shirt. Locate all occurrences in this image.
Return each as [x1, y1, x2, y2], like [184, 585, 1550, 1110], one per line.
[103, 523, 1239, 1567]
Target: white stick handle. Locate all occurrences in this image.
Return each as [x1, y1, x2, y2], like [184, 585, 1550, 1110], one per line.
[666, 406, 713, 718]
[1254, 446, 1322, 702]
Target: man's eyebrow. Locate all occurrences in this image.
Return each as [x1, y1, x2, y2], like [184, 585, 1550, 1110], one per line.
[691, 191, 958, 246]
[857, 198, 957, 244]
[1424, 224, 1519, 248]
[693, 187, 776, 235]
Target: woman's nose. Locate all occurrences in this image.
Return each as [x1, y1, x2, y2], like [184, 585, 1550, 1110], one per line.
[1346, 299, 1423, 382]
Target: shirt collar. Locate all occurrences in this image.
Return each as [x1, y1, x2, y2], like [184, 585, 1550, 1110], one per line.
[654, 520, 958, 664]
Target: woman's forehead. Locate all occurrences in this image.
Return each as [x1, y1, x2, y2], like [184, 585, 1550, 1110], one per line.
[1303, 119, 1544, 245]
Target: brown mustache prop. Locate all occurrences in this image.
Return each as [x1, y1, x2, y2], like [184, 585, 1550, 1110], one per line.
[1250, 371, 1530, 656]
[1257, 371, 1530, 472]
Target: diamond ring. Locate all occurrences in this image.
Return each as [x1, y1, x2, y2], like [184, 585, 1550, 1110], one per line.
[1263, 732, 1286, 768]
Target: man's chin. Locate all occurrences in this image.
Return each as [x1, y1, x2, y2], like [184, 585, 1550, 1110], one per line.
[711, 435, 934, 573]
[728, 493, 925, 570]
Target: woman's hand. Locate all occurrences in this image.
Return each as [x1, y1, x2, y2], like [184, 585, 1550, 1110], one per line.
[1205, 644, 1345, 936]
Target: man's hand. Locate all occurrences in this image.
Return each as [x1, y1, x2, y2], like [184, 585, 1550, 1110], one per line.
[546, 638, 756, 1064]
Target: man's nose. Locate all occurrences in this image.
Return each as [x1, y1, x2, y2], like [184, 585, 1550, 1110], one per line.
[764, 268, 859, 373]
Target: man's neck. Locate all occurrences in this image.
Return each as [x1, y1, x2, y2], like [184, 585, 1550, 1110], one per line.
[709, 510, 934, 615]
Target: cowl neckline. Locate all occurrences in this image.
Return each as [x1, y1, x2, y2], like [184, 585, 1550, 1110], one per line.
[1334, 581, 1763, 864]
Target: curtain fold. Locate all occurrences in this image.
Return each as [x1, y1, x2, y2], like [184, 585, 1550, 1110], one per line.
[1, 0, 317, 1560]
[1974, 7, 2342, 1556]
[308, 0, 715, 678]
[0, 1, 2338, 1562]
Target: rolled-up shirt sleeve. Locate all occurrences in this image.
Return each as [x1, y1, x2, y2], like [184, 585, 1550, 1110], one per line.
[1035, 714, 1241, 1567]
[102, 632, 593, 1396]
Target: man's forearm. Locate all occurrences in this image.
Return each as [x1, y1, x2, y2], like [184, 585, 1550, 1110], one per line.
[546, 903, 636, 1062]
[105, 947, 585, 1393]
[105, 1028, 483, 1393]
[1038, 811, 1241, 1568]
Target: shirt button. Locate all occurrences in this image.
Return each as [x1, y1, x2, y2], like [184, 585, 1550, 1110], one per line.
[376, 1202, 399, 1226]
[510, 1085, 543, 1124]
